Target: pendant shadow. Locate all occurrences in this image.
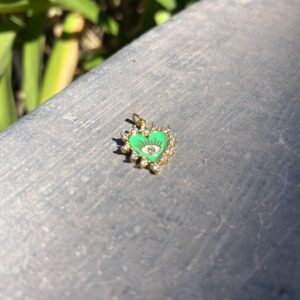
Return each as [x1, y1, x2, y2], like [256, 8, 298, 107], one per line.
[112, 137, 132, 163]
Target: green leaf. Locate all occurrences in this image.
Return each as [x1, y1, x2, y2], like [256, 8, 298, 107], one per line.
[154, 10, 171, 25]
[0, 0, 100, 19]
[155, 0, 176, 11]
[0, 51, 17, 131]
[81, 54, 104, 71]
[22, 14, 45, 112]
[40, 13, 85, 104]
[0, 0, 51, 13]
[0, 0, 28, 13]
[139, 0, 162, 32]
[102, 15, 119, 36]
[0, 18, 22, 77]
[50, 0, 100, 24]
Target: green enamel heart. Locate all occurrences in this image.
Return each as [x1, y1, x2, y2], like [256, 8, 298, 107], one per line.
[129, 130, 168, 162]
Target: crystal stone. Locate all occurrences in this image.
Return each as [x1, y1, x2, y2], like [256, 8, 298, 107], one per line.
[131, 126, 138, 135]
[130, 151, 139, 161]
[150, 163, 160, 174]
[160, 155, 168, 164]
[120, 143, 130, 153]
[144, 129, 150, 136]
[120, 132, 128, 141]
[140, 158, 149, 168]
[169, 137, 176, 146]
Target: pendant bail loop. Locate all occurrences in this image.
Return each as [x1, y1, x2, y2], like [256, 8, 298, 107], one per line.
[132, 113, 146, 129]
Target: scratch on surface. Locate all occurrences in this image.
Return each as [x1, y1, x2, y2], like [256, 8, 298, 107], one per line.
[192, 230, 206, 244]
[278, 132, 300, 159]
[244, 218, 300, 283]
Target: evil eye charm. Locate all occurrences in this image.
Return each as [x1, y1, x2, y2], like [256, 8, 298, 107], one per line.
[119, 113, 177, 174]
[141, 144, 161, 155]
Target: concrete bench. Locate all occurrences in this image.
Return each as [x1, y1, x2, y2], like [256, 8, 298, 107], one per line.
[0, 0, 299, 299]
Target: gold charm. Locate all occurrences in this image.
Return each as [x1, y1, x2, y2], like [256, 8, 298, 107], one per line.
[119, 113, 177, 174]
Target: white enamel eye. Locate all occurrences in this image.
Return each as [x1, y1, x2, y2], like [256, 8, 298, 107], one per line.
[141, 144, 161, 155]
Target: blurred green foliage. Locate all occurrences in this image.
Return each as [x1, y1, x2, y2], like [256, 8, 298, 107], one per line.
[0, 0, 196, 131]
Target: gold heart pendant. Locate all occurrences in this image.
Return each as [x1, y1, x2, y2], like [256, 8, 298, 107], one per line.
[119, 113, 177, 174]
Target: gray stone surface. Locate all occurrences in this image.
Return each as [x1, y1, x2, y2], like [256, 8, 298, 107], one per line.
[0, 0, 300, 299]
